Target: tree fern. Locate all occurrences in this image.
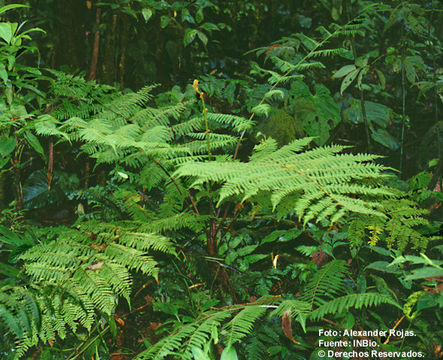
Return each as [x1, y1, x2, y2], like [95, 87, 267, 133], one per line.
[180, 311, 232, 359]
[245, 336, 269, 360]
[175, 137, 393, 224]
[37, 79, 253, 168]
[4, 221, 175, 356]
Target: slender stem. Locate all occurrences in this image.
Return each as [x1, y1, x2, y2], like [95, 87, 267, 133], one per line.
[68, 326, 110, 360]
[147, 154, 200, 216]
[360, 91, 371, 151]
[399, 47, 406, 175]
[88, 3, 101, 81]
[193, 80, 212, 161]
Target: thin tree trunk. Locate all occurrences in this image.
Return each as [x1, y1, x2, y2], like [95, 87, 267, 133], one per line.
[89, 4, 101, 81]
[119, 15, 130, 88]
[47, 141, 54, 191]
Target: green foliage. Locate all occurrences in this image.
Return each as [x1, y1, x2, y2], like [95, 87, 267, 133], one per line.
[176, 137, 393, 225]
[136, 300, 271, 360]
[287, 81, 340, 146]
[1, 222, 175, 356]
[137, 262, 400, 359]
[0, 285, 41, 343]
[0, 3, 46, 103]
[1, 1, 442, 359]
[348, 196, 432, 250]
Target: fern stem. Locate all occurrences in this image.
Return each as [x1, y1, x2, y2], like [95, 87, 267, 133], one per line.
[193, 80, 212, 161]
[383, 314, 405, 344]
[147, 154, 200, 216]
[68, 325, 110, 360]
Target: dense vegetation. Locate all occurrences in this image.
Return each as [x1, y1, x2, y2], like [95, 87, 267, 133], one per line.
[0, 0, 442, 359]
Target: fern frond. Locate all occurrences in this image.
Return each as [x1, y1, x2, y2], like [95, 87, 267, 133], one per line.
[175, 138, 392, 224]
[311, 293, 401, 320]
[300, 260, 349, 310]
[223, 305, 267, 346]
[269, 300, 310, 331]
[180, 311, 232, 359]
[348, 197, 432, 250]
[13, 221, 174, 350]
[137, 323, 199, 359]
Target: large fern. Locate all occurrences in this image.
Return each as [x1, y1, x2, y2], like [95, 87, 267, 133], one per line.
[136, 272, 399, 360]
[136, 300, 273, 360]
[2, 221, 175, 357]
[175, 137, 392, 224]
[0, 286, 41, 347]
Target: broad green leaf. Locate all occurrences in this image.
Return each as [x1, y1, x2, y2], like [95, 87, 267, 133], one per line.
[220, 346, 238, 360]
[7, 54, 15, 71]
[0, 263, 20, 277]
[365, 261, 401, 274]
[376, 69, 386, 89]
[342, 313, 355, 328]
[340, 69, 360, 95]
[355, 55, 369, 67]
[0, 4, 28, 16]
[245, 254, 268, 264]
[289, 81, 340, 145]
[0, 64, 8, 84]
[191, 347, 208, 360]
[120, 7, 138, 20]
[200, 22, 219, 32]
[357, 67, 368, 89]
[368, 246, 395, 257]
[416, 293, 439, 311]
[236, 244, 258, 256]
[24, 130, 46, 159]
[429, 158, 439, 167]
[405, 267, 443, 281]
[196, 7, 204, 23]
[118, 171, 129, 179]
[19, 27, 45, 36]
[197, 31, 208, 46]
[0, 135, 16, 157]
[0, 22, 13, 43]
[0, 157, 9, 168]
[184, 28, 198, 47]
[160, 15, 170, 28]
[142, 8, 153, 23]
[344, 99, 392, 128]
[181, 8, 195, 24]
[0, 225, 31, 247]
[333, 64, 356, 79]
[331, 7, 340, 21]
[371, 128, 398, 150]
[109, 317, 117, 337]
[261, 229, 302, 244]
